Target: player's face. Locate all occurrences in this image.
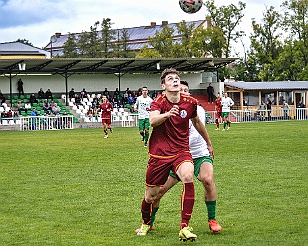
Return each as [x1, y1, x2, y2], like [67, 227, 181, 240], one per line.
[224, 92, 228, 98]
[102, 96, 107, 102]
[180, 84, 190, 95]
[161, 73, 180, 92]
[142, 88, 148, 97]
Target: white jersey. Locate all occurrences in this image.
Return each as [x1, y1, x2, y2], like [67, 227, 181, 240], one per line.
[189, 105, 210, 159]
[221, 96, 234, 112]
[134, 95, 153, 119]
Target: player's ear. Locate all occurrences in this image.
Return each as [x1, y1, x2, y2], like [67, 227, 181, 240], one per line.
[161, 84, 166, 90]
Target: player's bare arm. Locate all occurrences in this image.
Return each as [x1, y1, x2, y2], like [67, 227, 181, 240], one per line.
[150, 105, 179, 127]
[191, 115, 214, 158]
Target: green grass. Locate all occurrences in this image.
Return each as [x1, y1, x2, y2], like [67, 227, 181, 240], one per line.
[0, 121, 308, 245]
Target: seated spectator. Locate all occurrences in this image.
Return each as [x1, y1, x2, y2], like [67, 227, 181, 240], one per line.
[127, 93, 135, 113]
[113, 88, 120, 99]
[7, 109, 13, 118]
[49, 100, 55, 109]
[45, 89, 53, 99]
[80, 88, 88, 99]
[91, 97, 99, 109]
[87, 108, 93, 116]
[75, 94, 81, 104]
[52, 103, 61, 115]
[0, 90, 6, 104]
[25, 102, 32, 111]
[38, 88, 45, 99]
[69, 88, 75, 99]
[43, 99, 51, 112]
[30, 93, 38, 105]
[151, 90, 158, 99]
[103, 87, 109, 96]
[121, 93, 128, 106]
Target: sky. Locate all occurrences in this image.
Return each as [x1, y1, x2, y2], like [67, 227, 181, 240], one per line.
[0, 0, 282, 57]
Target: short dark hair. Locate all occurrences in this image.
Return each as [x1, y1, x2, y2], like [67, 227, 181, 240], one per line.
[160, 68, 180, 84]
[180, 80, 189, 87]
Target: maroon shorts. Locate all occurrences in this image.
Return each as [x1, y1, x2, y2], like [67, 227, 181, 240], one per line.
[146, 151, 193, 186]
[102, 119, 111, 125]
[216, 111, 222, 118]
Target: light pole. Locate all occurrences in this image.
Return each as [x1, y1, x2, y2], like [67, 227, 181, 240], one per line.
[50, 35, 57, 58]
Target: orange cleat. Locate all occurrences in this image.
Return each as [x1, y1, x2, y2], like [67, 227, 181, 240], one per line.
[208, 220, 222, 233]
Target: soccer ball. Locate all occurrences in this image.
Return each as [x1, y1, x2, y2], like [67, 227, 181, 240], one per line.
[179, 0, 203, 14]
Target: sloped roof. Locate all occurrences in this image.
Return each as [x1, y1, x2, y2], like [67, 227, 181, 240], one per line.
[45, 20, 205, 56]
[0, 42, 49, 57]
[224, 81, 308, 90]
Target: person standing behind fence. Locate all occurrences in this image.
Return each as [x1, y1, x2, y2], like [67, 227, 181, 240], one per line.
[266, 99, 272, 120]
[99, 95, 113, 138]
[207, 83, 214, 104]
[296, 100, 305, 120]
[214, 92, 222, 130]
[134, 86, 153, 147]
[221, 92, 234, 131]
[17, 79, 24, 98]
[282, 100, 289, 119]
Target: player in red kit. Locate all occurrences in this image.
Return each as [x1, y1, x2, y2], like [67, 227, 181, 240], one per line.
[99, 95, 113, 138]
[136, 68, 214, 242]
[214, 92, 222, 130]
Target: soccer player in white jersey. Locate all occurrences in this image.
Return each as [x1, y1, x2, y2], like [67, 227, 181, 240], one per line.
[134, 86, 153, 147]
[136, 80, 222, 234]
[221, 92, 234, 131]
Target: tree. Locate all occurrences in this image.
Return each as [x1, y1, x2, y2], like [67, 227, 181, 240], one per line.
[249, 6, 283, 81]
[62, 33, 78, 58]
[204, 0, 246, 58]
[15, 38, 33, 46]
[88, 21, 103, 58]
[101, 18, 116, 58]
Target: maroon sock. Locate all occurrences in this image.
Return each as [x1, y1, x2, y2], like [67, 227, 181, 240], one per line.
[141, 199, 152, 225]
[180, 182, 195, 229]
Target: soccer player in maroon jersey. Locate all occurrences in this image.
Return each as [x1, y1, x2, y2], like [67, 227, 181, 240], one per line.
[137, 68, 214, 241]
[98, 95, 113, 138]
[214, 92, 222, 130]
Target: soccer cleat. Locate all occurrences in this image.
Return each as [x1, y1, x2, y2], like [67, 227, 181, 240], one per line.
[135, 225, 154, 233]
[208, 220, 222, 233]
[215, 128, 220, 130]
[136, 224, 151, 236]
[222, 129, 226, 131]
[104, 134, 108, 138]
[110, 129, 113, 133]
[227, 127, 230, 130]
[179, 227, 197, 242]
[144, 143, 148, 147]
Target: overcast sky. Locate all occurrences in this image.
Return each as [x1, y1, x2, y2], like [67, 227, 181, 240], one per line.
[0, 0, 281, 57]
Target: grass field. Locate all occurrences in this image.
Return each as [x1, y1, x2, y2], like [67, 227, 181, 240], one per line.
[0, 121, 308, 245]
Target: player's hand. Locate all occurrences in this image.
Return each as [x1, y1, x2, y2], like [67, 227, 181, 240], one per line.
[208, 145, 214, 159]
[168, 105, 179, 117]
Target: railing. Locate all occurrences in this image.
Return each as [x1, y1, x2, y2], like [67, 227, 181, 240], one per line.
[205, 108, 308, 123]
[0, 115, 74, 131]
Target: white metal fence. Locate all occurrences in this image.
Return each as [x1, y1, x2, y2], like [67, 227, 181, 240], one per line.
[1, 108, 307, 131]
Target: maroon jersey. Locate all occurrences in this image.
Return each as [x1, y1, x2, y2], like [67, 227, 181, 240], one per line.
[215, 98, 222, 113]
[149, 93, 198, 158]
[99, 102, 113, 119]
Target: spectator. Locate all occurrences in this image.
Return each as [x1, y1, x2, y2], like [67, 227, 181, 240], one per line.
[75, 94, 81, 104]
[30, 108, 38, 130]
[266, 99, 272, 120]
[69, 88, 75, 99]
[113, 88, 120, 99]
[207, 83, 214, 104]
[38, 88, 45, 99]
[43, 99, 50, 112]
[0, 90, 6, 104]
[151, 90, 158, 100]
[25, 102, 32, 112]
[121, 93, 128, 106]
[259, 101, 266, 121]
[296, 100, 305, 120]
[103, 87, 109, 96]
[52, 103, 61, 115]
[30, 93, 38, 105]
[127, 93, 135, 113]
[80, 88, 88, 99]
[244, 106, 251, 121]
[91, 97, 99, 109]
[282, 100, 289, 119]
[17, 79, 24, 97]
[45, 89, 53, 99]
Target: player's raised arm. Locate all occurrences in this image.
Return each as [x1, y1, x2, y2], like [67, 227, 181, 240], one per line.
[150, 105, 179, 127]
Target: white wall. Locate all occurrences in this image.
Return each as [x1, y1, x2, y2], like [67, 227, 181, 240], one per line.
[0, 72, 212, 94]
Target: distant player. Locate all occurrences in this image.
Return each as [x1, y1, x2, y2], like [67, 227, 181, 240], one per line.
[134, 86, 153, 147]
[99, 95, 113, 138]
[214, 92, 222, 130]
[221, 92, 234, 131]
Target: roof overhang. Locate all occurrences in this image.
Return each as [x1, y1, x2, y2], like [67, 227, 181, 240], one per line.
[0, 57, 237, 75]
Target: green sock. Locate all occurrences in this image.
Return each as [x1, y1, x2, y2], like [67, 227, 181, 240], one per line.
[144, 132, 149, 144]
[150, 207, 159, 224]
[205, 200, 216, 220]
[223, 122, 226, 129]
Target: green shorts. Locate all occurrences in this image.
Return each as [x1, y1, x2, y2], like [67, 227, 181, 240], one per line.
[222, 112, 229, 118]
[138, 118, 150, 131]
[170, 156, 213, 179]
